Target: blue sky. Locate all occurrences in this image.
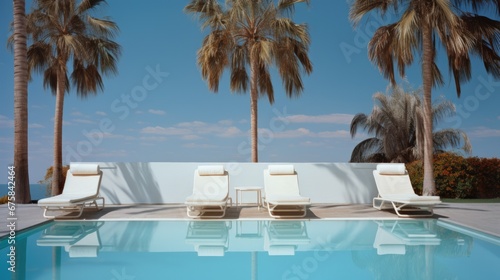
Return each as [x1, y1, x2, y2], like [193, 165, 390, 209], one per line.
[1, 0, 499, 182]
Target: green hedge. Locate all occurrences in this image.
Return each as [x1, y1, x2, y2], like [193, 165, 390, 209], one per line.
[406, 153, 500, 199]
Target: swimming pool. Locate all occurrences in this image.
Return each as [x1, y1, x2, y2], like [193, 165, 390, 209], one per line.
[1, 219, 499, 279]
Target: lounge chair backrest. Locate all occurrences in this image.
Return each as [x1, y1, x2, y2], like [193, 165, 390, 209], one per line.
[193, 165, 229, 200]
[62, 164, 102, 196]
[264, 165, 300, 196]
[373, 164, 415, 197]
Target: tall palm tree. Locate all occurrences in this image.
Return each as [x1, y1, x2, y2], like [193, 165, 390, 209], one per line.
[350, 0, 500, 195]
[185, 0, 313, 162]
[350, 86, 472, 163]
[27, 0, 121, 195]
[12, 0, 31, 203]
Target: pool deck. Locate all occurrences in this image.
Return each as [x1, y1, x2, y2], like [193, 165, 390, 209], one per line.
[1, 202, 500, 238]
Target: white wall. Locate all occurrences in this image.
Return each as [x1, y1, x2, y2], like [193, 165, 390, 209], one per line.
[94, 162, 379, 204]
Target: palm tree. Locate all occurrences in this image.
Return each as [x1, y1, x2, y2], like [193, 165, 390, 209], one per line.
[185, 0, 313, 162]
[350, 86, 471, 163]
[350, 0, 500, 195]
[26, 0, 121, 195]
[12, 0, 31, 203]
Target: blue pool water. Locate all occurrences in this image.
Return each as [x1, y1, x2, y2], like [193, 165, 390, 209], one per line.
[1, 219, 499, 280]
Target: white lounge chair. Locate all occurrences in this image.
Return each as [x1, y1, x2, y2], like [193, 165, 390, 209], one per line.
[185, 165, 231, 218]
[372, 163, 441, 217]
[264, 221, 310, 255]
[38, 164, 105, 219]
[263, 165, 310, 218]
[373, 220, 441, 255]
[185, 221, 231, 256]
[37, 221, 103, 258]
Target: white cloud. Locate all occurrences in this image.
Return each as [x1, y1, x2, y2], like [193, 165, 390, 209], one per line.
[71, 111, 84, 116]
[141, 126, 191, 135]
[92, 149, 129, 158]
[267, 128, 311, 138]
[29, 123, 45, 128]
[279, 113, 354, 124]
[140, 136, 167, 142]
[316, 130, 350, 138]
[0, 115, 13, 128]
[218, 126, 243, 137]
[182, 134, 202, 140]
[177, 121, 206, 128]
[140, 119, 351, 141]
[141, 120, 245, 139]
[468, 127, 500, 138]
[299, 141, 325, 147]
[149, 109, 166, 115]
[268, 128, 351, 139]
[83, 131, 134, 140]
[218, 119, 233, 126]
[73, 118, 95, 124]
[183, 143, 217, 148]
[96, 111, 107, 116]
[177, 121, 243, 137]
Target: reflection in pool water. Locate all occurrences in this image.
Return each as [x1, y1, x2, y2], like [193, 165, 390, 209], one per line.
[1, 219, 498, 280]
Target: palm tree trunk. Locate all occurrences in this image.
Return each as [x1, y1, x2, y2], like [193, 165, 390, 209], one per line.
[13, 0, 31, 203]
[250, 44, 259, 163]
[51, 65, 66, 195]
[421, 20, 435, 196]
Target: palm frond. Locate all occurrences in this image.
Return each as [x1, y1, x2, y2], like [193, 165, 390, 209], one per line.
[85, 16, 119, 38]
[42, 64, 69, 95]
[277, 0, 310, 16]
[369, 24, 397, 85]
[461, 14, 500, 78]
[197, 30, 231, 92]
[350, 0, 400, 26]
[349, 84, 471, 163]
[76, 0, 107, 15]
[85, 37, 121, 76]
[27, 41, 52, 77]
[350, 113, 369, 137]
[258, 65, 274, 103]
[431, 96, 456, 124]
[350, 137, 385, 163]
[433, 129, 472, 154]
[185, 0, 224, 29]
[27, 0, 120, 97]
[71, 60, 103, 96]
[188, 0, 311, 103]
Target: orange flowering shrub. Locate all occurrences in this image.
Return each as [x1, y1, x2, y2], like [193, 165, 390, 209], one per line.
[433, 153, 475, 198]
[466, 157, 500, 198]
[407, 153, 500, 198]
[407, 153, 475, 198]
[406, 160, 424, 195]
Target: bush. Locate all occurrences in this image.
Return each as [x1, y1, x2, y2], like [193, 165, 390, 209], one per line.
[0, 195, 8, 204]
[406, 160, 424, 195]
[466, 157, 500, 198]
[433, 153, 475, 198]
[407, 153, 484, 199]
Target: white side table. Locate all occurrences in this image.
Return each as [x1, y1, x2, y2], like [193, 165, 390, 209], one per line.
[235, 186, 263, 210]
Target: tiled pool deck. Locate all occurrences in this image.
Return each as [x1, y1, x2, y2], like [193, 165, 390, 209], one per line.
[1, 203, 499, 238]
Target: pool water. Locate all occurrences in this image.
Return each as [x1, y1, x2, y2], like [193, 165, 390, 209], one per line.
[1, 219, 499, 280]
